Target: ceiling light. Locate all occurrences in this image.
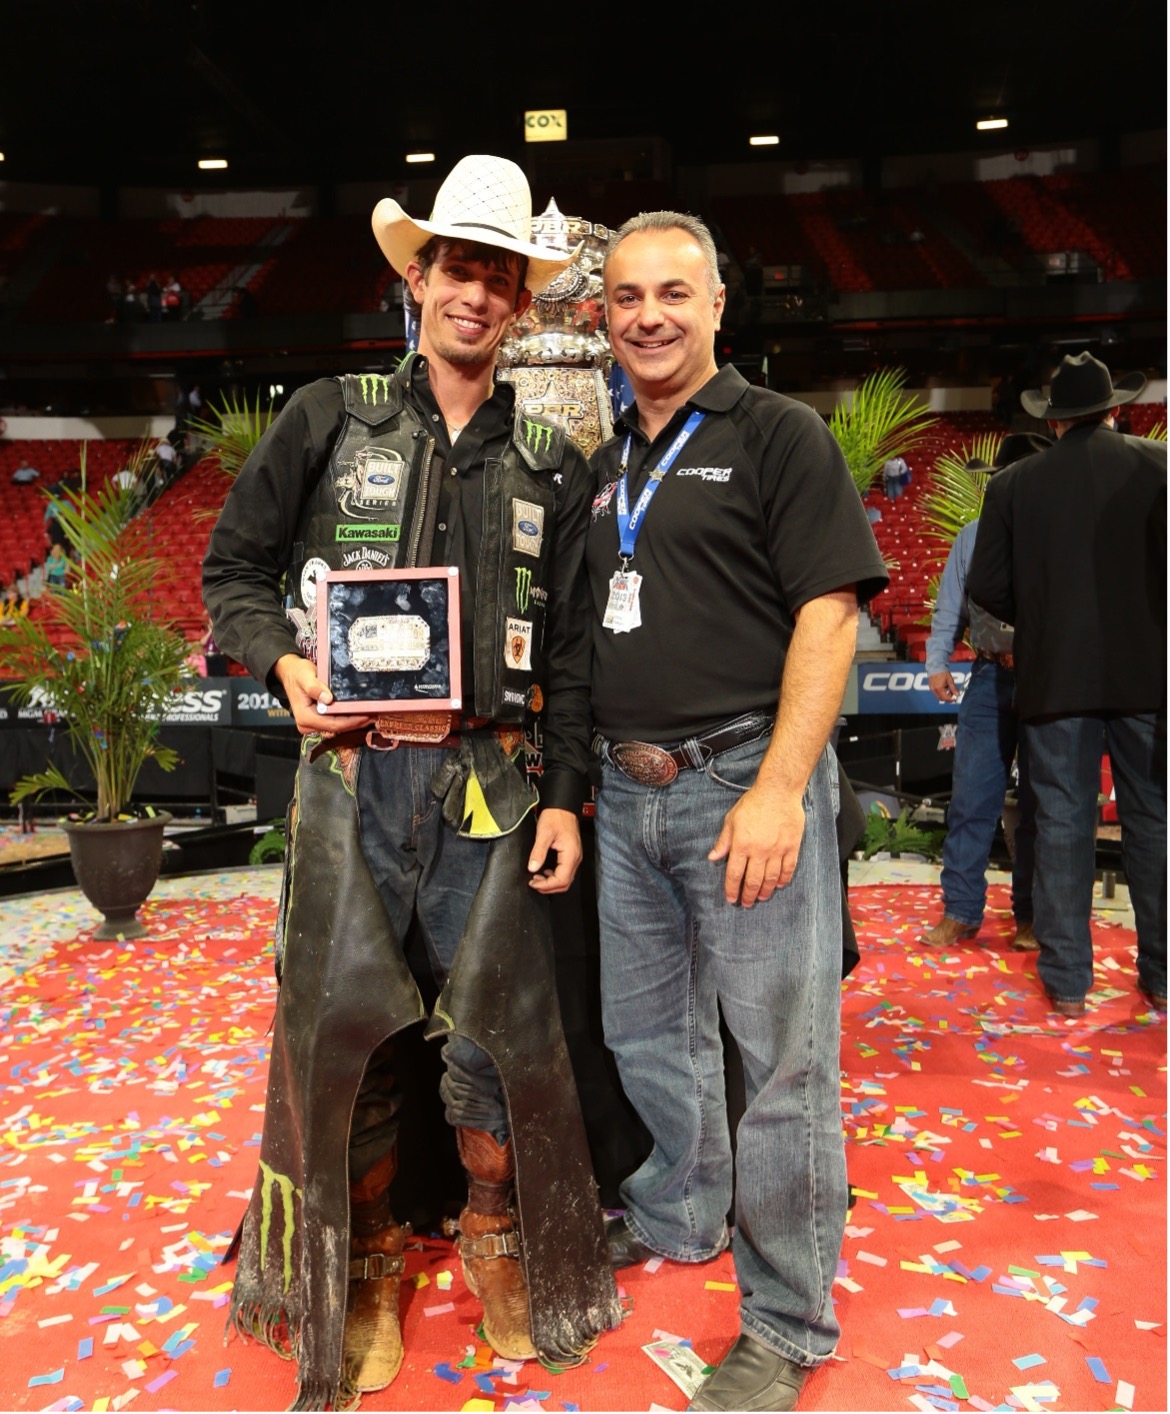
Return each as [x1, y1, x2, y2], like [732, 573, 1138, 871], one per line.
[976, 117, 1009, 131]
[198, 158, 228, 170]
[749, 134, 780, 147]
[0, 152, 6, 162]
[406, 152, 435, 164]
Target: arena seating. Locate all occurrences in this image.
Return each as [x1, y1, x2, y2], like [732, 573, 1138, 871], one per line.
[19, 216, 283, 322]
[0, 212, 49, 280]
[0, 439, 136, 589]
[3, 171, 1162, 322]
[246, 217, 395, 317]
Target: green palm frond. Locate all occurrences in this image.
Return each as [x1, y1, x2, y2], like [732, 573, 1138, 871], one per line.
[1146, 421, 1167, 441]
[187, 389, 276, 482]
[1, 445, 191, 822]
[919, 433, 1000, 544]
[828, 367, 938, 496]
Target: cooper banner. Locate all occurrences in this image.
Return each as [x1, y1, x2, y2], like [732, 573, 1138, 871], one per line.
[855, 664, 973, 715]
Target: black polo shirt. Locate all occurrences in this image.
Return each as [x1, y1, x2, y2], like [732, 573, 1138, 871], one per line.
[587, 366, 888, 742]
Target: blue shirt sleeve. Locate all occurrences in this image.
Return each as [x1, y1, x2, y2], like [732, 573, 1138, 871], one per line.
[924, 520, 977, 675]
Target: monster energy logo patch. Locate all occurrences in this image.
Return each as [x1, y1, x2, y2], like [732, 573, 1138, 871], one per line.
[522, 419, 553, 454]
[514, 567, 547, 613]
[336, 523, 401, 542]
[257, 1159, 302, 1295]
[358, 373, 392, 405]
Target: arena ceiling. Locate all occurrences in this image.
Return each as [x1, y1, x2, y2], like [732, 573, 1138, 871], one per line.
[2, 0, 1166, 187]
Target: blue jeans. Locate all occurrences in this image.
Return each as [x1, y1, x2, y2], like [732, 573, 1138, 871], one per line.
[596, 741, 846, 1366]
[1024, 712, 1167, 1003]
[350, 744, 509, 1172]
[940, 656, 1035, 926]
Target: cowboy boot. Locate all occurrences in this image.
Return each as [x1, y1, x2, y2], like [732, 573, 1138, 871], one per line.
[343, 1151, 408, 1393]
[456, 1127, 536, 1361]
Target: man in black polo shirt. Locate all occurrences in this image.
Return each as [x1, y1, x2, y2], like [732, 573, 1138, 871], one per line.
[587, 211, 887, 1413]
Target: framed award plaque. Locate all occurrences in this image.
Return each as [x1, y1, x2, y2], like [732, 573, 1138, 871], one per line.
[315, 566, 462, 713]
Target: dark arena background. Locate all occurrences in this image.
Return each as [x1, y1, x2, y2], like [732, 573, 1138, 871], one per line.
[0, 3, 1165, 1411]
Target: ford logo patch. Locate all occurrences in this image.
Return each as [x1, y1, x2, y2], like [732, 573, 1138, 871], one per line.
[368, 473, 395, 485]
[517, 520, 538, 537]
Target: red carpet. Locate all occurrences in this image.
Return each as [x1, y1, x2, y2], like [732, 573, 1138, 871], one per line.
[0, 881, 1163, 1412]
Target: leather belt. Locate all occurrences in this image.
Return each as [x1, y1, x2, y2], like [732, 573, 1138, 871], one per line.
[976, 647, 1015, 671]
[594, 711, 775, 787]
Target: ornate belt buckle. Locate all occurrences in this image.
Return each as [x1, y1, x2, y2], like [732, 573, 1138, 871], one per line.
[369, 710, 455, 747]
[611, 740, 679, 787]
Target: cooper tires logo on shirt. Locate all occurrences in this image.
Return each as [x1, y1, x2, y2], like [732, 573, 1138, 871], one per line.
[676, 467, 733, 483]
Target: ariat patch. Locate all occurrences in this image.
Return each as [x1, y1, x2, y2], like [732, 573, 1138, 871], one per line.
[505, 618, 533, 671]
[512, 499, 544, 558]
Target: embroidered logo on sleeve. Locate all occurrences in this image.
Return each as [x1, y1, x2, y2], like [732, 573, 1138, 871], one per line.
[591, 480, 618, 519]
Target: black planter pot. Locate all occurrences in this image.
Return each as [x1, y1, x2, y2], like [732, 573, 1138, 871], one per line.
[61, 812, 172, 940]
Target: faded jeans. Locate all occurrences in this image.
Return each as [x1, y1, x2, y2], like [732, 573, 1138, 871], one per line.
[349, 744, 508, 1177]
[941, 656, 1036, 926]
[596, 740, 846, 1366]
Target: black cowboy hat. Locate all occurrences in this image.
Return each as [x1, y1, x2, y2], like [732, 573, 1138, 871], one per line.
[1020, 351, 1146, 420]
[963, 431, 1052, 474]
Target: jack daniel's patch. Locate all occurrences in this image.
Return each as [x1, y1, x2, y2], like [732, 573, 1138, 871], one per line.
[512, 499, 544, 558]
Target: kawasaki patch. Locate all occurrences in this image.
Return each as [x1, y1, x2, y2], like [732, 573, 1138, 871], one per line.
[336, 523, 401, 543]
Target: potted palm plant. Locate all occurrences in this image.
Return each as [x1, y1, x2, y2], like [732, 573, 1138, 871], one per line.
[0, 447, 192, 938]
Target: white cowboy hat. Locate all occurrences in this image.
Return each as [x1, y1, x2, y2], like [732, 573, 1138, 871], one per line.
[371, 155, 581, 295]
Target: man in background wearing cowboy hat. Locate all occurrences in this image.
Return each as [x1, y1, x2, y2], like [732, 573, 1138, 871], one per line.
[204, 154, 618, 1409]
[968, 351, 1166, 1019]
[918, 432, 1050, 953]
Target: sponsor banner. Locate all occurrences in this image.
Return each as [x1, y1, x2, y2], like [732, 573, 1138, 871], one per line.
[0, 682, 62, 726]
[156, 680, 233, 726]
[232, 680, 294, 727]
[854, 664, 972, 714]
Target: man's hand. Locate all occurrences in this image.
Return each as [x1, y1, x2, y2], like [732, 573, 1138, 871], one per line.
[528, 807, 583, 894]
[929, 669, 960, 704]
[275, 653, 372, 736]
[708, 782, 805, 907]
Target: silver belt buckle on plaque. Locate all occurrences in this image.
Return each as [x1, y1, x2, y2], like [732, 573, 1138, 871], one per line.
[348, 614, 431, 673]
[610, 740, 679, 787]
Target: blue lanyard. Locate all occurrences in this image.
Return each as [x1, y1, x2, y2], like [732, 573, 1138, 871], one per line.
[615, 411, 705, 562]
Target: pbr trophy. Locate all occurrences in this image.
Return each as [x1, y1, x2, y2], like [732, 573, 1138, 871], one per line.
[496, 199, 613, 458]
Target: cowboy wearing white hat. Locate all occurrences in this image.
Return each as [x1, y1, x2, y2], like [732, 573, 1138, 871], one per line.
[205, 153, 618, 1409]
[372, 153, 580, 295]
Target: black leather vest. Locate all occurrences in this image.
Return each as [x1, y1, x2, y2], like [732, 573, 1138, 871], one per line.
[288, 371, 567, 723]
